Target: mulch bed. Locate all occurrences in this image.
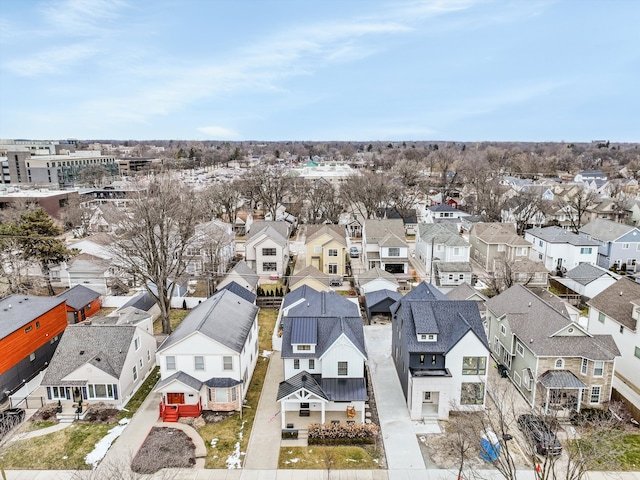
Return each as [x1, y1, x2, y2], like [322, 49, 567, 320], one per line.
[81, 403, 120, 423]
[131, 427, 196, 474]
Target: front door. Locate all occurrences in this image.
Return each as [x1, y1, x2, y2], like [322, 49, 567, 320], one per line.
[167, 392, 184, 404]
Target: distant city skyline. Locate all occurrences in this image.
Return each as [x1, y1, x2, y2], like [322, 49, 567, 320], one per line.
[1, 0, 638, 142]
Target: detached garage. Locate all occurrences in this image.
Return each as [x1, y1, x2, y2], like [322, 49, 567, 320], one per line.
[364, 289, 402, 324]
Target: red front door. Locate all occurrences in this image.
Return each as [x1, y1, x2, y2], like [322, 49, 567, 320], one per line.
[167, 393, 184, 404]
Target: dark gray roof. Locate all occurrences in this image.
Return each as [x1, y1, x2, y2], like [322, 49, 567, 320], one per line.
[526, 226, 599, 246]
[281, 316, 366, 360]
[155, 371, 203, 391]
[565, 263, 617, 286]
[282, 284, 321, 309]
[588, 277, 640, 331]
[219, 281, 256, 303]
[364, 219, 407, 246]
[42, 324, 136, 385]
[487, 284, 620, 359]
[538, 370, 587, 389]
[428, 203, 459, 212]
[204, 377, 243, 388]
[56, 285, 101, 310]
[365, 289, 403, 309]
[305, 224, 347, 245]
[321, 378, 368, 401]
[291, 317, 318, 344]
[434, 261, 472, 273]
[277, 371, 327, 401]
[120, 291, 156, 312]
[158, 289, 258, 353]
[0, 295, 66, 339]
[286, 290, 359, 318]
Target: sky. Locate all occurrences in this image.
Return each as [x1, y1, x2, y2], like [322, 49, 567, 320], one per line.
[0, 0, 638, 142]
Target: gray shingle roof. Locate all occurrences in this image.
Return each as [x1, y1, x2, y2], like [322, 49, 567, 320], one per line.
[228, 260, 259, 287]
[289, 265, 330, 285]
[487, 284, 620, 359]
[277, 371, 327, 401]
[219, 281, 257, 303]
[246, 221, 289, 245]
[445, 283, 488, 302]
[472, 222, 531, 246]
[286, 291, 360, 318]
[538, 370, 587, 389]
[365, 289, 403, 309]
[56, 285, 101, 310]
[428, 204, 459, 213]
[119, 291, 156, 312]
[203, 377, 243, 388]
[526, 226, 599, 246]
[565, 263, 617, 286]
[358, 267, 399, 284]
[305, 224, 347, 246]
[587, 277, 640, 331]
[0, 295, 65, 339]
[42, 324, 136, 385]
[579, 218, 637, 242]
[364, 219, 407, 246]
[282, 285, 321, 309]
[434, 261, 472, 273]
[418, 223, 469, 247]
[155, 371, 203, 391]
[158, 289, 258, 354]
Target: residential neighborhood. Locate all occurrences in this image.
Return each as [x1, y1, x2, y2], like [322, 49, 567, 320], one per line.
[1, 138, 640, 478]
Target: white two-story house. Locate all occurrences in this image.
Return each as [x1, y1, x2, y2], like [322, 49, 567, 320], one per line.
[362, 219, 408, 274]
[244, 221, 291, 279]
[525, 226, 599, 273]
[415, 223, 472, 288]
[154, 288, 259, 421]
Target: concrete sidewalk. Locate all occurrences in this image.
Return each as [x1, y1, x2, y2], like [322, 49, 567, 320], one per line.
[364, 324, 426, 472]
[243, 351, 284, 470]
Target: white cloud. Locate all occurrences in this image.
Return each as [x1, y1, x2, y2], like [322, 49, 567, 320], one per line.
[6, 44, 98, 76]
[197, 126, 240, 140]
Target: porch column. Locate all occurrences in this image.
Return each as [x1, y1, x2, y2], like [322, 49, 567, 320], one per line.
[545, 388, 550, 415]
[361, 404, 365, 424]
[281, 401, 286, 429]
[576, 388, 582, 413]
[321, 402, 325, 424]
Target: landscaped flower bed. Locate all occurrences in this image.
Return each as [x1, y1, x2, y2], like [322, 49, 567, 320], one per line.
[307, 422, 379, 445]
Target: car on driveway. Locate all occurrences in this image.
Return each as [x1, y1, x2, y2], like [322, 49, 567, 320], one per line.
[517, 414, 562, 456]
[349, 247, 359, 258]
[329, 278, 343, 287]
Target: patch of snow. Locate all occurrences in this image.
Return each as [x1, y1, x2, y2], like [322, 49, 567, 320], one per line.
[211, 438, 218, 448]
[225, 421, 246, 469]
[261, 350, 273, 358]
[84, 418, 130, 468]
[289, 458, 299, 463]
[62, 456, 68, 460]
[346, 458, 359, 462]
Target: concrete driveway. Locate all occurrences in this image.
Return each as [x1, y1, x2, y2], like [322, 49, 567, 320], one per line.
[364, 323, 427, 473]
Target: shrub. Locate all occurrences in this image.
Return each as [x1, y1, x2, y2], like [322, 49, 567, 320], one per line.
[307, 422, 379, 445]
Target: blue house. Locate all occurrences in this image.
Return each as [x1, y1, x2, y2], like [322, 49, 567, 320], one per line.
[579, 218, 640, 273]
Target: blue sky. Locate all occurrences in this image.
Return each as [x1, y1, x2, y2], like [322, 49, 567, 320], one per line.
[0, 0, 638, 142]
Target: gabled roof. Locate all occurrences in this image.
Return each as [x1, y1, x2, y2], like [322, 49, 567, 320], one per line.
[119, 291, 156, 312]
[282, 284, 321, 309]
[281, 316, 366, 359]
[227, 260, 259, 288]
[418, 223, 468, 247]
[218, 281, 256, 303]
[394, 292, 487, 354]
[380, 207, 418, 224]
[289, 265, 330, 285]
[56, 285, 101, 310]
[471, 222, 530, 246]
[445, 282, 488, 302]
[286, 290, 360, 318]
[364, 219, 406, 245]
[526, 226, 599, 246]
[358, 266, 399, 284]
[579, 218, 638, 242]
[246, 221, 289, 245]
[428, 203, 460, 213]
[588, 277, 640, 331]
[487, 284, 620, 359]
[565, 263, 618, 286]
[158, 289, 258, 353]
[277, 370, 327, 401]
[365, 289, 403, 309]
[0, 295, 65, 339]
[305, 224, 347, 246]
[155, 371, 203, 392]
[42, 324, 137, 385]
[67, 253, 111, 272]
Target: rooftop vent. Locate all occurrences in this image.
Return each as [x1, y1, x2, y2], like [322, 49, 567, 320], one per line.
[79, 350, 85, 355]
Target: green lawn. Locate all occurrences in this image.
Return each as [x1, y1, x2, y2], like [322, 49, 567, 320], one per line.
[153, 309, 190, 334]
[619, 434, 640, 471]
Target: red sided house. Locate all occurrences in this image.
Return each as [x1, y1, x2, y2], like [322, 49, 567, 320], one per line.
[56, 285, 102, 324]
[0, 295, 67, 403]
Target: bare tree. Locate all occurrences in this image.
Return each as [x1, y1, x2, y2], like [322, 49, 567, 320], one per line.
[341, 170, 392, 219]
[240, 165, 291, 219]
[108, 176, 199, 334]
[558, 188, 599, 233]
[61, 194, 93, 236]
[199, 179, 244, 224]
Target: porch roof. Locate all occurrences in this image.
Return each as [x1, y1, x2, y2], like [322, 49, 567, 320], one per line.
[538, 370, 587, 389]
[204, 377, 242, 388]
[321, 378, 368, 401]
[277, 371, 327, 401]
[155, 371, 202, 392]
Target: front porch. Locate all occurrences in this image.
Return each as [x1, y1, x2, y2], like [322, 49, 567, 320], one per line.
[159, 399, 202, 422]
[537, 370, 586, 416]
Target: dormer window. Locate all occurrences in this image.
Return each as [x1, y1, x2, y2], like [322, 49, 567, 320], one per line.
[296, 345, 311, 351]
[418, 334, 437, 342]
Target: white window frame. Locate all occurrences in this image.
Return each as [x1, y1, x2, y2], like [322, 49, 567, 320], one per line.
[223, 356, 233, 371]
[194, 356, 205, 371]
[593, 360, 604, 377]
[581, 358, 588, 375]
[166, 356, 176, 371]
[590, 386, 601, 404]
[555, 358, 564, 369]
[516, 342, 524, 357]
[338, 361, 348, 376]
[328, 248, 338, 257]
[328, 263, 338, 274]
[132, 365, 138, 382]
[500, 324, 506, 336]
